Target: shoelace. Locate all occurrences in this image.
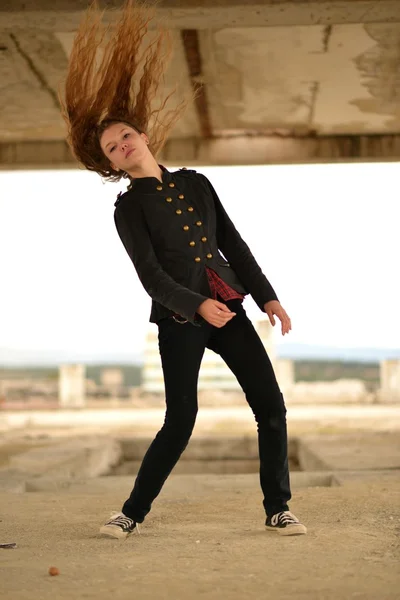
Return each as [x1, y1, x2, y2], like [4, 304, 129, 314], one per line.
[107, 512, 141, 534]
[271, 511, 299, 526]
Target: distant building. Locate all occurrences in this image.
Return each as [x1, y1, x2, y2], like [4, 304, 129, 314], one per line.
[101, 368, 124, 388]
[101, 368, 124, 387]
[379, 359, 400, 402]
[141, 318, 276, 393]
[275, 358, 295, 395]
[58, 364, 86, 407]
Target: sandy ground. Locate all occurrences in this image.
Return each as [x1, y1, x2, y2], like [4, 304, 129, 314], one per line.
[0, 473, 399, 600]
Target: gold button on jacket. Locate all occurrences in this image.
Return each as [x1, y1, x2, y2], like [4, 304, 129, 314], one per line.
[156, 185, 163, 191]
[175, 209, 182, 215]
[194, 257, 201, 262]
[189, 241, 196, 247]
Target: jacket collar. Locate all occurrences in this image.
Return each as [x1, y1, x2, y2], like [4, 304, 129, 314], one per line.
[114, 165, 174, 206]
[126, 164, 172, 193]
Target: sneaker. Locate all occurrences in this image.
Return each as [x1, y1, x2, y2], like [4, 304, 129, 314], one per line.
[265, 510, 307, 536]
[99, 512, 139, 539]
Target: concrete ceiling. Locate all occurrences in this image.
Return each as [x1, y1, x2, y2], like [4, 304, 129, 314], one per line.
[0, 0, 400, 169]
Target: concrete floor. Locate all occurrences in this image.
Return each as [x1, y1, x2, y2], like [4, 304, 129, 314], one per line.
[0, 474, 399, 600]
[0, 404, 399, 599]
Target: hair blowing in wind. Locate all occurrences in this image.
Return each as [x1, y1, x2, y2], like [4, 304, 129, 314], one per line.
[58, 0, 194, 182]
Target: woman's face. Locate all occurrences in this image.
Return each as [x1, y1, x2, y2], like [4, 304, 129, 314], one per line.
[100, 122, 150, 173]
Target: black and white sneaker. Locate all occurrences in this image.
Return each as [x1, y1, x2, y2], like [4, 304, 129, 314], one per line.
[265, 510, 307, 536]
[99, 512, 139, 539]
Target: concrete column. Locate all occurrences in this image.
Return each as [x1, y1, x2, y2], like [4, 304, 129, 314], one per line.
[0, 379, 5, 407]
[275, 358, 295, 395]
[58, 364, 86, 408]
[379, 360, 400, 403]
[255, 319, 276, 368]
[101, 368, 124, 398]
[142, 328, 164, 393]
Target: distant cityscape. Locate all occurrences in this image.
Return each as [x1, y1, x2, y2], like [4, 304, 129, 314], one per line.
[0, 343, 399, 367]
[0, 319, 399, 409]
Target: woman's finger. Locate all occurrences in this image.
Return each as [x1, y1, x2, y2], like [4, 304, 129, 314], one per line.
[215, 314, 233, 325]
[283, 316, 291, 334]
[276, 312, 286, 334]
[214, 300, 231, 313]
[273, 308, 291, 335]
[213, 313, 235, 328]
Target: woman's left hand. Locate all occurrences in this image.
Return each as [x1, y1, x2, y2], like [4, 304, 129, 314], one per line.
[263, 300, 292, 336]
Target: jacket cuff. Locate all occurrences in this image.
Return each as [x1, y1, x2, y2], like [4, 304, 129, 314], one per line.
[178, 294, 209, 324]
[256, 290, 279, 313]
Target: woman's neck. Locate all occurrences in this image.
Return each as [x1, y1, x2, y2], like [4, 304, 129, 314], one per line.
[126, 155, 163, 182]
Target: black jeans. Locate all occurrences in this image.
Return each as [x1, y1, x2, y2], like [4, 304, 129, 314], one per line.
[122, 299, 291, 522]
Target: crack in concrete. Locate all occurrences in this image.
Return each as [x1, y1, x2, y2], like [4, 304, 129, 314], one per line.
[322, 24, 332, 52]
[9, 32, 59, 110]
[181, 29, 213, 138]
[308, 81, 319, 128]
[359, 3, 376, 24]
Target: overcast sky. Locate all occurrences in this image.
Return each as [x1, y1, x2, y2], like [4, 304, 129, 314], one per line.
[0, 162, 399, 362]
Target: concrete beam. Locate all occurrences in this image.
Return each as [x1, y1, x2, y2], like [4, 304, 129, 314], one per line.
[1, 134, 400, 169]
[0, 1, 399, 31]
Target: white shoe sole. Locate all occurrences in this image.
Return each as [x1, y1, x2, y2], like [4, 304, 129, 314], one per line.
[99, 525, 132, 539]
[265, 523, 307, 535]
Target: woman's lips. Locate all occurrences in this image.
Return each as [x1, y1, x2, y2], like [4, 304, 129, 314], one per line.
[126, 148, 135, 158]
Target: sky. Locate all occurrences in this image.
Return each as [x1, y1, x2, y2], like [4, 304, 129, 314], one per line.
[0, 162, 399, 364]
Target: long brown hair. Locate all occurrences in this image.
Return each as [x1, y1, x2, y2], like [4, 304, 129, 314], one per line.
[58, 0, 194, 182]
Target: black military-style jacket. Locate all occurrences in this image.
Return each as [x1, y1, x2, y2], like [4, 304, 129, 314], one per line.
[113, 166, 279, 325]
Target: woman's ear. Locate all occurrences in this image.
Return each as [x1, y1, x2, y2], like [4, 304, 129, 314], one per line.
[110, 163, 119, 172]
[141, 132, 150, 145]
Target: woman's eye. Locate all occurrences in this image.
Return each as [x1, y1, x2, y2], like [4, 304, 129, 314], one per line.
[109, 132, 129, 153]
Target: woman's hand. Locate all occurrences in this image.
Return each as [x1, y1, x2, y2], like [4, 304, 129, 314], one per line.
[264, 300, 292, 336]
[197, 299, 236, 328]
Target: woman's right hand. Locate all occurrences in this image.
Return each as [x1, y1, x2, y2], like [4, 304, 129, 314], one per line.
[197, 299, 236, 328]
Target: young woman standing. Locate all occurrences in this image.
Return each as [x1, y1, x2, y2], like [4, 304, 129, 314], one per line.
[60, 0, 307, 538]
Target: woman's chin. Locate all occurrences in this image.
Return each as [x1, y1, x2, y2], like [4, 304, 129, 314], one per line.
[125, 156, 141, 171]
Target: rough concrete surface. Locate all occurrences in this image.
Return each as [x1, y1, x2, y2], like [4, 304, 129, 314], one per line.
[0, 474, 399, 600]
[0, 408, 399, 599]
[1, 1, 400, 166]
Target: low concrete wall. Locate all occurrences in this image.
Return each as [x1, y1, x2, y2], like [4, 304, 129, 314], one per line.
[0, 436, 122, 491]
[111, 435, 299, 475]
[297, 432, 400, 472]
[119, 435, 298, 462]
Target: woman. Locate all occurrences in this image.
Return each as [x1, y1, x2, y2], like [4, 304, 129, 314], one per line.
[60, 0, 307, 538]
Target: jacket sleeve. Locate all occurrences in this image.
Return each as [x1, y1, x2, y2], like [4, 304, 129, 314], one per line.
[114, 202, 208, 324]
[197, 173, 279, 312]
